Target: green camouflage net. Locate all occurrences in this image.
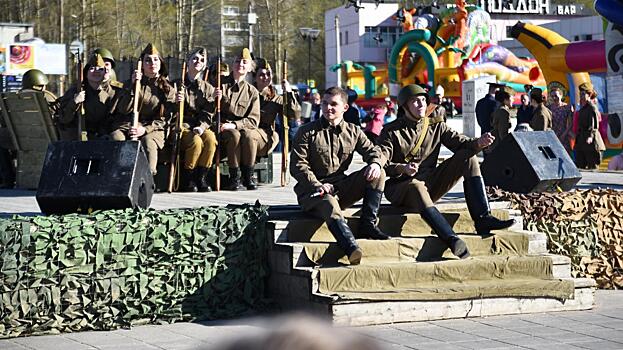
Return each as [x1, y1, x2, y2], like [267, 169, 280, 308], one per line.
[0, 203, 269, 338]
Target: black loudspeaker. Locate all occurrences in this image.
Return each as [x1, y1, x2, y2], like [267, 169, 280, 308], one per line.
[36, 141, 155, 215]
[481, 131, 582, 193]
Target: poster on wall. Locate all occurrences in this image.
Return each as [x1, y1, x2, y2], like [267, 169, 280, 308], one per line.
[0, 48, 5, 74]
[8, 44, 35, 74]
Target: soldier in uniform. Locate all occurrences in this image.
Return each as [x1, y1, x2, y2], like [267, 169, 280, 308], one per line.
[290, 86, 388, 266]
[111, 43, 176, 175]
[529, 88, 552, 131]
[213, 48, 260, 190]
[489, 88, 513, 153]
[242, 58, 301, 190]
[92, 48, 117, 83]
[173, 47, 217, 192]
[376, 85, 515, 259]
[58, 54, 131, 140]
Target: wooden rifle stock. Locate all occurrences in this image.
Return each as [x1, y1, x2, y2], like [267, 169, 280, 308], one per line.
[214, 55, 222, 191]
[167, 62, 186, 193]
[76, 53, 86, 141]
[280, 50, 289, 187]
[131, 61, 142, 140]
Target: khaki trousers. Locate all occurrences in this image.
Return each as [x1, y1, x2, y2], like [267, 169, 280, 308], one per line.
[180, 128, 217, 169]
[385, 149, 481, 212]
[298, 168, 385, 221]
[220, 128, 242, 168]
[240, 128, 277, 166]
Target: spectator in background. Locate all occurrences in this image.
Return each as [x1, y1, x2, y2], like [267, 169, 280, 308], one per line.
[529, 88, 552, 131]
[608, 152, 623, 171]
[489, 89, 513, 153]
[308, 92, 321, 123]
[475, 82, 503, 135]
[575, 83, 605, 169]
[515, 93, 533, 130]
[431, 85, 447, 122]
[548, 87, 574, 155]
[441, 97, 457, 119]
[384, 97, 397, 123]
[343, 89, 361, 126]
[364, 103, 387, 144]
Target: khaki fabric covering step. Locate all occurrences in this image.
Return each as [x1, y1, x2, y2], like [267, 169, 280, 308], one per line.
[303, 231, 528, 266]
[317, 255, 575, 302]
[286, 209, 510, 242]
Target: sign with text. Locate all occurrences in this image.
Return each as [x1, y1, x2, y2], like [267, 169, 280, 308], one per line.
[477, 0, 589, 16]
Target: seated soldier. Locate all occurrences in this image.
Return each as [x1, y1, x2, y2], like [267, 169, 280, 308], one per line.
[213, 48, 260, 190]
[173, 47, 217, 192]
[242, 58, 301, 190]
[290, 87, 389, 265]
[92, 48, 118, 83]
[376, 85, 515, 259]
[111, 43, 176, 175]
[58, 53, 130, 140]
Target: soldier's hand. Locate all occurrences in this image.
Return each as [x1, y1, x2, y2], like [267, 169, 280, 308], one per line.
[193, 126, 204, 135]
[130, 125, 146, 138]
[364, 163, 382, 181]
[319, 183, 335, 196]
[401, 163, 418, 177]
[213, 88, 222, 100]
[282, 80, 292, 93]
[477, 132, 495, 149]
[221, 122, 236, 131]
[176, 88, 185, 103]
[587, 136, 593, 145]
[132, 70, 142, 84]
[73, 91, 86, 104]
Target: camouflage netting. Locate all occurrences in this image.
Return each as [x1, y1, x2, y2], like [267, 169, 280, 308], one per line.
[0, 203, 269, 338]
[490, 188, 623, 289]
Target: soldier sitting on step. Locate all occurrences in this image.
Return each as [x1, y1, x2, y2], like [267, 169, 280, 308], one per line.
[290, 86, 389, 266]
[376, 85, 516, 259]
[58, 53, 131, 140]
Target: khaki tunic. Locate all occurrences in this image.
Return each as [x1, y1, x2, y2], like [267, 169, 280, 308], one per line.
[490, 105, 512, 152]
[376, 113, 480, 211]
[530, 104, 552, 131]
[58, 81, 131, 139]
[290, 117, 386, 220]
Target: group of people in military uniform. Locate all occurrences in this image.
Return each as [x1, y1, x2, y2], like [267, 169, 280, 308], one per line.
[291, 85, 515, 264]
[0, 44, 301, 191]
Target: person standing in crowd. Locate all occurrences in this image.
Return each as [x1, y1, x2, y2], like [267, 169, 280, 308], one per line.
[528, 88, 552, 131]
[548, 87, 574, 155]
[111, 43, 176, 175]
[243, 58, 300, 190]
[515, 93, 533, 131]
[431, 85, 447, 122]
[343, 88, 361, 126]
[489, 88, 513, 153]
[58, 53, 131, 141]
[290, 87, 389, 265]
[363, 103, 386, 144]
[214, 48, 260, 191]
[475, 82, 502, 135]
[376, 85, 515, 259]
[575, 83, 605, 169]
[308, 92, 321, 123]
[173, 47, 217, 192]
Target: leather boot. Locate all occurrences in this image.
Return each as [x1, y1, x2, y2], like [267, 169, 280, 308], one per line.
[226, 167, 243, 191]
[195, 167, 212, 192]
[358, 188, 390, 240]
[327, 219, 363, 265]
[241, 165, 257, 190]
[420, 206, 470, 259]
[181, 168, 198, 192]
[464, 176, 515, 235]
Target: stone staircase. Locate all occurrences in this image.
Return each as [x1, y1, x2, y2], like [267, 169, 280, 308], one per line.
[266, 202, 596, 326]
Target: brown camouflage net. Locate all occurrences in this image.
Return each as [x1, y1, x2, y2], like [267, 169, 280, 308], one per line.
[489, 188, 623, 289]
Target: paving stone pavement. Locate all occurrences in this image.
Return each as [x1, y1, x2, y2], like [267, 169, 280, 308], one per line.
[0, 290, 620, 350]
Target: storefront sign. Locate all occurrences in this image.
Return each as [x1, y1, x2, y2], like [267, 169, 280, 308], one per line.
[478, 0, 580, 16]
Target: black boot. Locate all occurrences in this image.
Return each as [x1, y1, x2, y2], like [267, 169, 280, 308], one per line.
[195, 167, 212, 192]
[420, 206, 470, 259]
[327, 219, 363, 265]
[358, 188, 390, 240]
[226, 167, 243, 191]
[181, 168, 198, 192]
[464, 176, 515, 235]
[241, 165, 257, 190]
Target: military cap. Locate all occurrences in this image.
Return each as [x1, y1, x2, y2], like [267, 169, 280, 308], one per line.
[209, 62, 229, 73]
[93, 48, 115, 68]
[187, 47, 207, 62]
[235, 48, 252, 60]
[86, 53, 106, 69]
[256, 58, 272, 72]
[397, 84, 428, 106]
[141, 43, 160, 57]
[22, 69, 48, 89]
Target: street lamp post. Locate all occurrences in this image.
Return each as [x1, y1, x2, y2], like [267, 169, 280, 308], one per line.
[298, 27, 321, 88]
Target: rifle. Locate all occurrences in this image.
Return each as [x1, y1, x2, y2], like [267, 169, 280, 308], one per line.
[280, 50, 289, 187]
[214, 53, 222, 191]
[167, 63, 186, 193]
[131, 60, 143, 141]
[76, 51, 87, 141]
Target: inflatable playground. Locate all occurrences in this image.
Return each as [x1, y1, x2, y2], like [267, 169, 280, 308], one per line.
[332, 0, 623, 163]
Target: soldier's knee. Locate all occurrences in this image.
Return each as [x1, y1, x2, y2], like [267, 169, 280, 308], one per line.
[466, 156, 481, 177]
[110, 130, 126, 141]
[367, 168, 386, 190]
[202, 130, 217, 145]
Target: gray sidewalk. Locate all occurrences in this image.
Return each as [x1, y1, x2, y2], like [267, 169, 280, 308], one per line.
[0, 290, 620, 350]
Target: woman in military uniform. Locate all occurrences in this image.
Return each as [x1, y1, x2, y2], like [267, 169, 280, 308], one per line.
[58, 54, 131, 140]
[574, 83, 605, 169]
[110, 43, 176, 175]
[376, 85, 515, 259]
[489, 89, 513, 153]
[173, 47, 217, 192]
